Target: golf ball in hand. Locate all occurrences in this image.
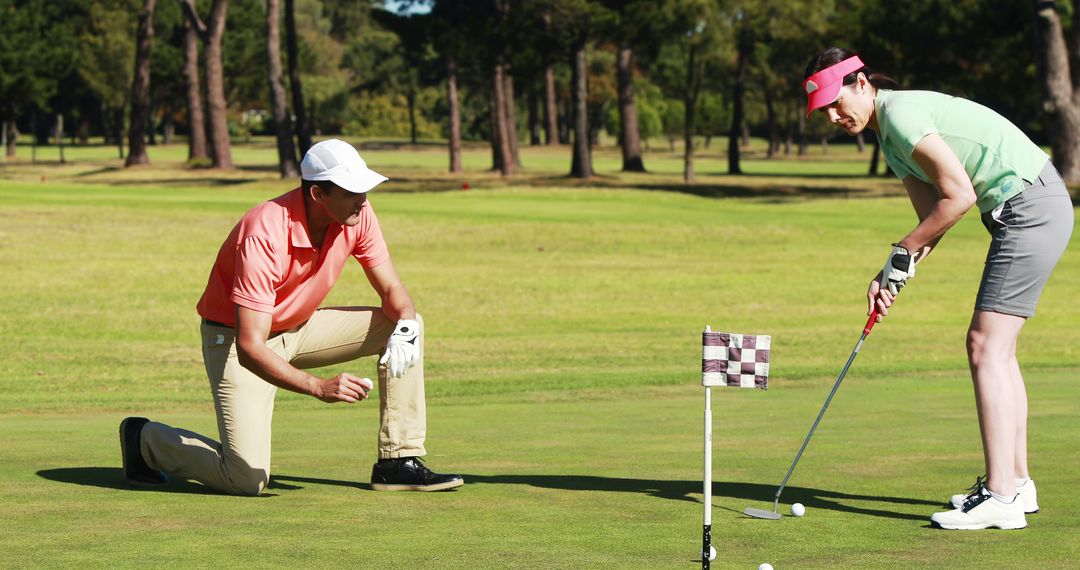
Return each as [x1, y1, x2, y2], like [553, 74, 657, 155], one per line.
[759, 564, 774, 570]
[791, 502, 806, 517]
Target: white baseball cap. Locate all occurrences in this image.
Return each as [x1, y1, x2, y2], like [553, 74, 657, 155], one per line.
[300, 138, 388, 193]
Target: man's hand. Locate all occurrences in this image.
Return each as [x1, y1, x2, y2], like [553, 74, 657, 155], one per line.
[379, 319, 420, 378]
[881, 244, 915, 295]
[312, 373, 373, 403]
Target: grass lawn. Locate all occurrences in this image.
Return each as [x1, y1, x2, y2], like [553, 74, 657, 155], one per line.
[1, 141, 1078, 568]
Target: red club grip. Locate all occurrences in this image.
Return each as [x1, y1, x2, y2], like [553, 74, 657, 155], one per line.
[863, 307, 879, 335]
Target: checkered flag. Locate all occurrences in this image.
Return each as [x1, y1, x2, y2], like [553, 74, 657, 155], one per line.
[702, 329, 770, 389]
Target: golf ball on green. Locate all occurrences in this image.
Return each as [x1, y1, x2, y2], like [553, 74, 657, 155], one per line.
[759, 564, 774, 570]
[791, 502, 806, 517]
[708, 545, 717, 561]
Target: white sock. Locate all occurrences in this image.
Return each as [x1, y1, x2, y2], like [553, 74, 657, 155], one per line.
[988, 489, 1016, 504]
[1015, 477, 1031, 488]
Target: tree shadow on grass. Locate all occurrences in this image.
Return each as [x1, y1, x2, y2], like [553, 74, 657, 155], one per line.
[460, 475, 940, 522]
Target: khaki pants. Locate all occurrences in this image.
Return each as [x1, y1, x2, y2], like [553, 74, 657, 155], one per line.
[141, 308, 427, 495]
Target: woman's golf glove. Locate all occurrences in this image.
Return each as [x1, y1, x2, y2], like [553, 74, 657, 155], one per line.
[380, 319, 420, 378]
[881, 244, 915, 295]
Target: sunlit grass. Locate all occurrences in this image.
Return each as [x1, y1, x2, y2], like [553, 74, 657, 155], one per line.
[1, 141, 1077, 568]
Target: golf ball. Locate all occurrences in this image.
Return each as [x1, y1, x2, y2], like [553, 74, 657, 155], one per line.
[759, 564, 774, 570]
[709, 545, 717, 561]
[791, 502, 806, 517]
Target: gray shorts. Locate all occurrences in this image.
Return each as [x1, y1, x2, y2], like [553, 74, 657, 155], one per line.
[976, 161, 1074, 317]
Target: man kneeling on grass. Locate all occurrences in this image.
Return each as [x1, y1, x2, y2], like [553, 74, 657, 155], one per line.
[119, 139, 462, 495]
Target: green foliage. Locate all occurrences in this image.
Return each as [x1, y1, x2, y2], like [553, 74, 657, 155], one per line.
[660, 98, 684, 140]
[77, 0, 136, 111]
[0, 0, 80, 115]
[223, 0, 270, 109]
[343, 90, 442, 139]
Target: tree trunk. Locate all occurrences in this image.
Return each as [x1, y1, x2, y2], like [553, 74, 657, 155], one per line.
[204, 0, 231, 168]
[265, 0, 298, 177]
[503, 70, 521, 167]
[114, 107, 125, 159]
[126, 0, 155, 167]
[4, 118, 15, 158]
[285, 0, 311, 155]
[797, 104, 808, 156]
[147, 104, 157, 145]
[182, 9, 208, 162]
[542, 10, 559, 146]
[544, 64, 559, 145]
[855, 131, 866, 152]
[162, 109, 174, 145]
[617, 43, 645, 172]
[447, 55, 462, 173]
[1033, 0, 1080, 183]
[764, 76, 777, 159]
[569, 39, 591, 178]
[180, 0, 231, 168]
[684, 43, 703, 183]
[407, 89, 418, 144]
[491, 62, 513, 175]
[870, 137, 881, 175]
[56, 114, 65, 163]
[76, 117, 90, 144]
[728, 37, 750, 175]
[821, 136, 828, 155]
[528, 84, 541, 145]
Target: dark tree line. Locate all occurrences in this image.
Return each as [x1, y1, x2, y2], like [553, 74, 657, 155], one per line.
[5, 0, 1080, 185]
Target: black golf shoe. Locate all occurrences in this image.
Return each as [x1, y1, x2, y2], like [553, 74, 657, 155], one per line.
[370, 457, 463, 491]
[119, 417, 168, 486]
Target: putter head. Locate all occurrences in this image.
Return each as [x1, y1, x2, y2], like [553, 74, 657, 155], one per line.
[743, 507, 782, 520]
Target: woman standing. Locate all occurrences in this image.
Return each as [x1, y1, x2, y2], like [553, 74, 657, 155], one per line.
[802, 47, 1073, 530]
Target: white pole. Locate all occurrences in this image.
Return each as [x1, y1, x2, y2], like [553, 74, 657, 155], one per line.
[702, 324, 713, 568]
[703, 385, 712, 568]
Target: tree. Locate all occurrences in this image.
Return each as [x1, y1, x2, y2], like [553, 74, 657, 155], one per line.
[569, 36, 591, 178]
[284, 0, 311, 155]
[601, 0, 666, 172]
[0, 0, 75, 159]
[80, 1, 136, 159]
[488, 0, 515, 176]
[1032, 0, 1080, 183]
[180, 0, 233, 169]
[266, 0, 298, 177]
[542, 9, 560, 145]
[546, 0, 612, 179]
[727, 18, 752, 175]
[126, 0, 157, 166]
[656, 0, 725, 182]
[148, 1, 186, 146]
[180, 2, 209, 162]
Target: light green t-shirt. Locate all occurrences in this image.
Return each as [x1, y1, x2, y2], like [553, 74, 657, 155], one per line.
[875, 89, 1049, 213]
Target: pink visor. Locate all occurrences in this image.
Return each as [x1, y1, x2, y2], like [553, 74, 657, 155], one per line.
[803, 55, 865, 117]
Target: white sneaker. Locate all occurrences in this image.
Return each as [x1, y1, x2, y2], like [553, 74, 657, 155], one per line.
[950, 476, 1039, 514]
[932, 487, 1027, 530]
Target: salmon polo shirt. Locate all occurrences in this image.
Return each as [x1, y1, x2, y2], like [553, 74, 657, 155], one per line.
[196, 187, 390, 331]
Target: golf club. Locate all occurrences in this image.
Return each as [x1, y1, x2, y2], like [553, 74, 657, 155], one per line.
[744, 306, 884, 519]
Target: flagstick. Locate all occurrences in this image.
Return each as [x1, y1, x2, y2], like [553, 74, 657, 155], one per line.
[702, 325, 712, 569]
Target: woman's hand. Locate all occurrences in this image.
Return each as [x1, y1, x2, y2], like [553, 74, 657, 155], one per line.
[867, 273, 896, 322]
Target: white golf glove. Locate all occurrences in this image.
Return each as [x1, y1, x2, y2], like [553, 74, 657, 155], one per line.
[379, 319, 420, 378]
[881, 244, 915, 295]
